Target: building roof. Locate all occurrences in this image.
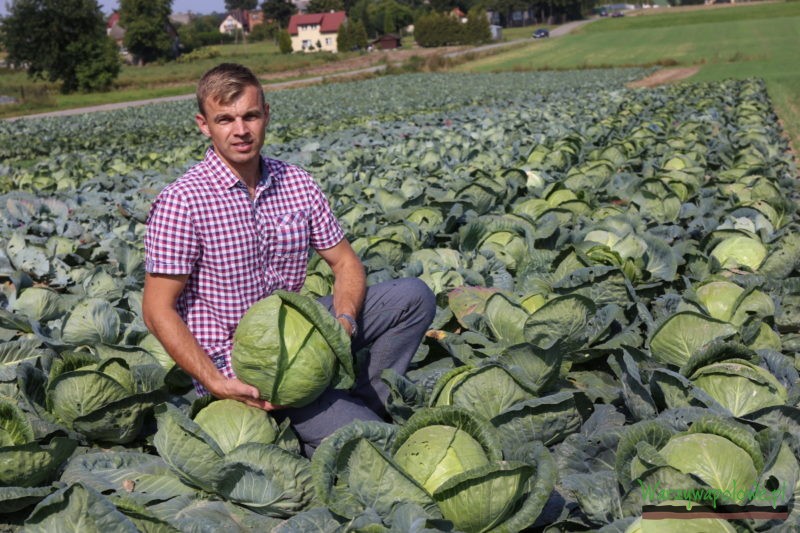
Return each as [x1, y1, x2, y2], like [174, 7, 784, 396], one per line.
[107, 11, 121, 29]
[288, 11, 346, 35]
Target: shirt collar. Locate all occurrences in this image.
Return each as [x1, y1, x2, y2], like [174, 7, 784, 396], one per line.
[203, 147, 272, 193]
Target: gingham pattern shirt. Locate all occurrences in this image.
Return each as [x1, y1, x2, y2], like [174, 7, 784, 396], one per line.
[145, 148, 344, 394]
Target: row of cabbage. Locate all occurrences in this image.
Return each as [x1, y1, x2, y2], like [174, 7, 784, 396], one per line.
[1, 71, 800, 532]
[0, 69, 648, 192]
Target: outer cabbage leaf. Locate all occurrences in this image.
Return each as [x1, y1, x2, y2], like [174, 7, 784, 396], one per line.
[429, 363, 535, 421]
[193, 399, 280, 455]
[524, 294, 595, 352]
[311, 419, 436, 519]
[60, 298, 121, 345]
[432, 461, 533, 533]
[60, 451, 197, 506]
[660, 433, 758, 493]
[689, 361, 786, 417]
[0, 437, 77, 488]
[216, 443, 314, 517]
[23, 482, 140, 533]
[649, 312, 737, 366]
[152, 403, 225, 493]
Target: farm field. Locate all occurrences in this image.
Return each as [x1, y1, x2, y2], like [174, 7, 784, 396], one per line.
[2, 66, 800, 532]
[455, 1, 800, 152]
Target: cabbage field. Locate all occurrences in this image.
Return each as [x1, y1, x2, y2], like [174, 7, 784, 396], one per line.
[2, 69, 800, 532]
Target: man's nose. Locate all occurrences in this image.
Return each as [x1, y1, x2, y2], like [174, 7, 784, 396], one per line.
[233, 118, 247, 135]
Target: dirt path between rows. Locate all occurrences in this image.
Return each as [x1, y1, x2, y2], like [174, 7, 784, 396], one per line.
[626, 66, 701, 88]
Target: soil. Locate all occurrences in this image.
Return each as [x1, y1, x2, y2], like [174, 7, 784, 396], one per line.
[626, 66, 701, 88]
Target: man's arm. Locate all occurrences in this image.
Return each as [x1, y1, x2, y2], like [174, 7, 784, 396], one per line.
[315, 239, 366, 336]
[142, 272, 276, 410]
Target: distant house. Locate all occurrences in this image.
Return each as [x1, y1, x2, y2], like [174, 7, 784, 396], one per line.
[220, 13, 245, 34]
[106, 12, 125, 47]
[372, 34, 402, 50]
[220, 9, 264, 35]
[288, 11, 346, 53]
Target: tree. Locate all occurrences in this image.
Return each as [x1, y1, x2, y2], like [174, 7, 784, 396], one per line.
[261, 0, 297, 28]
[464, 7, 491, 43]
[0, 0, 120, 93]
[306, 0, 344, 13]
[337, 19, 367, 51]
[120, 0, 174, 65]
[225, 0, 258, 9]
[277, 29, 293, 53]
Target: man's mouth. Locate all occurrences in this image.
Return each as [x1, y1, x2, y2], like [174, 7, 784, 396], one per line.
[232, 141, 253, 152]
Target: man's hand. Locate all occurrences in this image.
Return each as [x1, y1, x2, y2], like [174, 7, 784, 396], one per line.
[209, 377, 281, 411]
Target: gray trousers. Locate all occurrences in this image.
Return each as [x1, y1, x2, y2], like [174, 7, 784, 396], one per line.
[273, 277, 436, 456]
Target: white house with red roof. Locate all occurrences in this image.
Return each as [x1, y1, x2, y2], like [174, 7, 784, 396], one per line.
[287, 11, 346, 53]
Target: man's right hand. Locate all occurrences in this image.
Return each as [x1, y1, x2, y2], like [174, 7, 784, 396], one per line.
[209, 377, 281, 411]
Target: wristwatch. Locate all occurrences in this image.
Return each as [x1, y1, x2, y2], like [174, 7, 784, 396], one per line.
[336, 313, 357, 337]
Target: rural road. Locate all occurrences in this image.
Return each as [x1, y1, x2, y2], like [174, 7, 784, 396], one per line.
[5, 18, 597, 121]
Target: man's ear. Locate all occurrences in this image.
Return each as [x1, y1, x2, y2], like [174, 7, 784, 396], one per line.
[264, 103, 270, 129]
[195, 113, 211, 138]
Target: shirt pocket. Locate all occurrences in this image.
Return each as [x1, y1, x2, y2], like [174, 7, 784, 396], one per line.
[272, 211, 310, 256]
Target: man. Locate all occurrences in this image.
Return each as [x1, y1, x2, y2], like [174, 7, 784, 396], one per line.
[142, 63, 436, 455]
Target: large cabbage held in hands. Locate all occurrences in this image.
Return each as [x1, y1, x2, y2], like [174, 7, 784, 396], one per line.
[231, 290, 354, 407]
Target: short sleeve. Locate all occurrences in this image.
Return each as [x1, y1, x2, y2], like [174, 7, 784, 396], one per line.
[307, 178, 345, 250]
[145, 189, 201, 274]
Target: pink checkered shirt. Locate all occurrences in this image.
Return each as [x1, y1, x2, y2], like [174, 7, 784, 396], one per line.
[145, 147, 344, 395]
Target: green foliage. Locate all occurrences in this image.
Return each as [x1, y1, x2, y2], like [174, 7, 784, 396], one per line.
[414, 12, 463, 47]
[73, 36, 122, 92]
[261, 0, 297, 28]
[464, 7, 491, 44]
[0, 0, 120, 93]
[306, 0, 344, 13]
[177, 14, 233, 51]
[247, 21, 278, 42]
[174, 46, 221, 64]
[337, 19, 368, 51]
[120, 0, 175, 64]
[277, 29, 293, 53]
[415, 8, 491, 47]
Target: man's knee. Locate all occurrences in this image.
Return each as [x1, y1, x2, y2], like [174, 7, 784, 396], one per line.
[399, 277, 436, 324]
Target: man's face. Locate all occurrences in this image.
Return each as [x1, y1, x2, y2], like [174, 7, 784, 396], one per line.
[195, 85, 269, 176]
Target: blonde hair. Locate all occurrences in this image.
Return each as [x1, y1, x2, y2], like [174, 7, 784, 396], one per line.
[196, 63, 265, 116]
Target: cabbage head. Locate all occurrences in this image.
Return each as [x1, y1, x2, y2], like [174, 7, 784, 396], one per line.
[45, 354, 166, 444]
[312, 406, 556, 533]
[231, 290, 354, 407]
[0, 397, 77, 489]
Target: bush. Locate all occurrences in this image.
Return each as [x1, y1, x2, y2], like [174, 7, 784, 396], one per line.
[337, 20, 368, 52]
[278, 30, 293, 54]
[414, 13, 463, 47]
[414, 9, 491, 47]
[73, 36, 121, 92]
[248, 22, 278, 42]
[175, 47, 221, 64]
[465, 8, 492, 44]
